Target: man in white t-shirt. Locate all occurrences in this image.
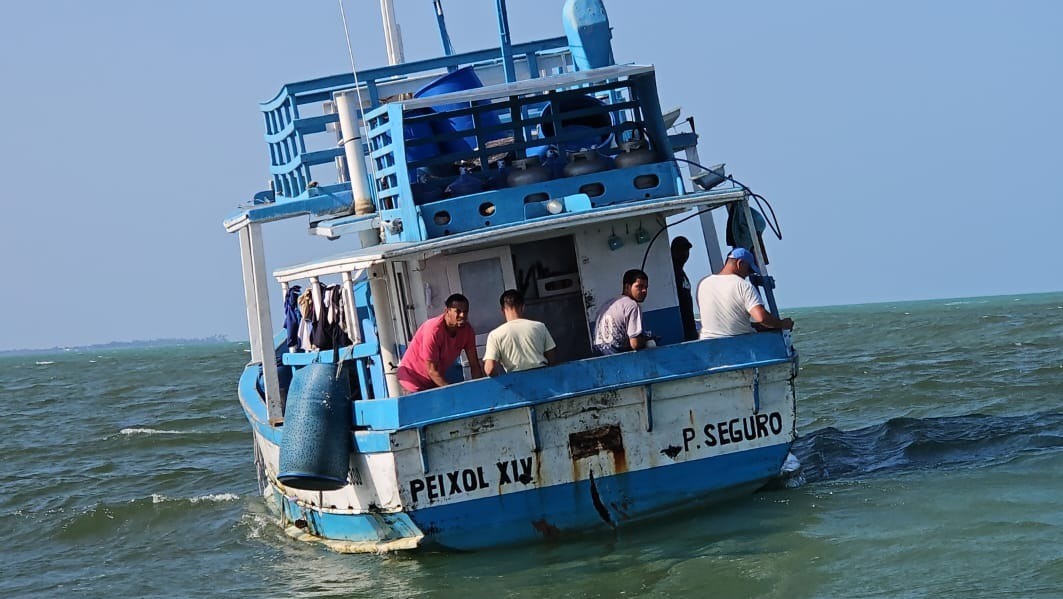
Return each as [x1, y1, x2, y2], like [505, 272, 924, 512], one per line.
[593, 269, 652, 355]
[697, 248, 794, 339]
[484, 289, 557, 376]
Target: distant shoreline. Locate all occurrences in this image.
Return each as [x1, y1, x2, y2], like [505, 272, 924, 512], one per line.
[4, 290, 1060, 356]
[0, 335, 236, 357]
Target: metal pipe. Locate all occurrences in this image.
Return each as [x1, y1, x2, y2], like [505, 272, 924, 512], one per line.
[495, 0, 516, 83]
[433, 0, 455, 58]
[380, 0, 405, 65]
[335, 91, 380, 248]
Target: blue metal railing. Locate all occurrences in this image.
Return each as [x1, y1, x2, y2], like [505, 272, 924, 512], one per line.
[259, 37, 571, 201]
[361, 70, 678, 243]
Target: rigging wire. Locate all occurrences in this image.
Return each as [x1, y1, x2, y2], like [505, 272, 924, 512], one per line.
[337, 0, 380, 187]
[639, 159, 784, 272]
[672, 157, 783, 240]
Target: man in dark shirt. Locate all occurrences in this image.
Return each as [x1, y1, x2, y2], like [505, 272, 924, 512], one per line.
[671, 236, 698, 340]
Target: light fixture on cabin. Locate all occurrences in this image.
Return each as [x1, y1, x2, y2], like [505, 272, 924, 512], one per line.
[607, 227, 623, 251]
[545, 199, 564, 214]
[634, 221, 650, 244]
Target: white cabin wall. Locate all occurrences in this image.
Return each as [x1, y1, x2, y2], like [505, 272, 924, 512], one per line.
[573, 218, 679, 326]
[419, 256, 452, 324]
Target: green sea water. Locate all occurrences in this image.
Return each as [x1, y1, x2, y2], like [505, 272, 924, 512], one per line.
[2, 292, 1060, 598]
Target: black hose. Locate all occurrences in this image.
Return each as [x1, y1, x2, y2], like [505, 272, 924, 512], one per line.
[638, 159, 784, 271]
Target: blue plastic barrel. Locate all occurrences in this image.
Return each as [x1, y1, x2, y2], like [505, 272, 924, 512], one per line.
[403, 108, 441, 164]
[277, 362, 352, 491]
[415, 66, 503, 154]
[403, 107, 441, 180]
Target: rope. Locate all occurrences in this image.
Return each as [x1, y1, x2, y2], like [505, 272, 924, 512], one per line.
[337, 0, 380, 187]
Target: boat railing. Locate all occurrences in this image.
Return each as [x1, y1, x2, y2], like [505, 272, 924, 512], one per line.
[272, 268, 389, 403]
[353, 332, 794, 435]
[259, 37, 573, 200]
[363, 65, 679, 243]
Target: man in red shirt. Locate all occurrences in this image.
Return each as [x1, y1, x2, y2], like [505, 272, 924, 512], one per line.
[397, 293, 484, 393]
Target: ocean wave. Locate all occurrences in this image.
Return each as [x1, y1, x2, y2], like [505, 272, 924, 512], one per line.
[119, 428, 185, 436]
[794, 411, 1063, 483]
[34, 361, 55, 365]
[150, 492, 240, 504]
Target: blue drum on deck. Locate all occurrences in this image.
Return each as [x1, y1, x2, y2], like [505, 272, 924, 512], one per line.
[277, 362, 352, 491]
[415, 66, 504, 154]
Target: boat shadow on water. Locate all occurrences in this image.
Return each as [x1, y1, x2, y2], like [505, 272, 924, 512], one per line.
[788, 411, 1063, 485]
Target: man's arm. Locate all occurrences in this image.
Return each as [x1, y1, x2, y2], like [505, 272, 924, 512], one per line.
[749, 305, 794, 331]
[484, 359, 500, 377]
[424, 359, 449, 388]
[465, 344, 484, 380]
[544, 348, 558, 365]
[627, 305, 647, 350]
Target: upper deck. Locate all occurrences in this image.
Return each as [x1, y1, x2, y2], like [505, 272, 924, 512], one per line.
[225, 40, 694, 247]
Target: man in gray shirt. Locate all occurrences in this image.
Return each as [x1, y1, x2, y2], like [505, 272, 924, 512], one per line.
[593, 269, 651, 355]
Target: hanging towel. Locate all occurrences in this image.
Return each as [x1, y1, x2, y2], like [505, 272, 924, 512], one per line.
[282, 285, 302, 349]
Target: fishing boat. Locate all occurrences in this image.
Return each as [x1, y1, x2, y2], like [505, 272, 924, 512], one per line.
[224, 0, 798, 552]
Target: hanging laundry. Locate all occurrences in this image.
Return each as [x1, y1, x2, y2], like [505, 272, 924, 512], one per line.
[321, 285, 353, 349]
[297, 287, 315, 351]
[725, 205, 769, 264]
[282, 285, 302, 350]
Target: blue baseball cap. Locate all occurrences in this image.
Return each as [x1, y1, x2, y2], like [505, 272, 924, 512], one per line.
[728, 247, 760, 274]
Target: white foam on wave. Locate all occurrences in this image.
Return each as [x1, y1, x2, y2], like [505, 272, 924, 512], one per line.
[35, 361, 55, 365]
[120, 428, 184, 436]
[151, 492, 240, 505]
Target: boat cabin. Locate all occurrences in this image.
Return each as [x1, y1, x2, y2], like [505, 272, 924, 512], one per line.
[225, 22, 775, 428]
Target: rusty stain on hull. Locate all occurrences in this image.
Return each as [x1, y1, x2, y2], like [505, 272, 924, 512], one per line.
[531, 518, 561, 537]
[569, 425, 624, 460]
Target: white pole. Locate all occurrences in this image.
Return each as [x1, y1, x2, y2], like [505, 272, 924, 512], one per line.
[369, 272, 403, 397]
[684, 146, 724, 272]
[335, 91, 380, 248]
[335, 92, 373, 212]
[380, 0, 405, 66]
[341, 270, 363, 345]
[239, 224, 283, 424]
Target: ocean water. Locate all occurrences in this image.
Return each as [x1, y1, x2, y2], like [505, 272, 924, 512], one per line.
[2, 292, 1060, 598]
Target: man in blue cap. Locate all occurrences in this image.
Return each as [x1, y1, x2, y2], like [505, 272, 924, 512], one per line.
[696, 247, 793, 339]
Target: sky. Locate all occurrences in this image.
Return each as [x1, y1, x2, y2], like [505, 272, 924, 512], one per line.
[1, 0, 1060, 351]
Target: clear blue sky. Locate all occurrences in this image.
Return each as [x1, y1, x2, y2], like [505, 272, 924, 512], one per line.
[1, 1, 1060, 350]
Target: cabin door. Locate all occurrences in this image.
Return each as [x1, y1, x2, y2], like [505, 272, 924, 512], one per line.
[440, 246, 517, 349]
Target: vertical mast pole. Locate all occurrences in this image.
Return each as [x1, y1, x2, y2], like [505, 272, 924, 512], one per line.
[433, 0, 455, 58]
[495, 0, 516, 83]
[380, 0, 406, 65]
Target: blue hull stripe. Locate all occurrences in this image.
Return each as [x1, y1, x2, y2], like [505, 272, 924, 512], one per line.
[270, 442, 790, 550]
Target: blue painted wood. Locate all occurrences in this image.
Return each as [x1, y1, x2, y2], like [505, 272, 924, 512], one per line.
[354, 332, 792, 431]
[265, 442, 789, 550]
[416, 162, 680, 238]
[272, 487, 423, 544]
[280, 343, 380, 365]
[223, 190, 353, 228]
[642, 305, 684, 346]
